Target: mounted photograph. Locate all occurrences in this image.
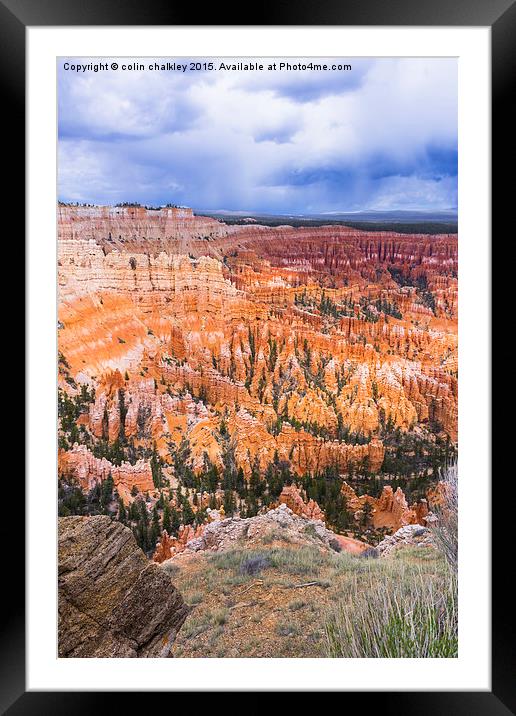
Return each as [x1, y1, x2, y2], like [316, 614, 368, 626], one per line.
[57, 56, 458, 659]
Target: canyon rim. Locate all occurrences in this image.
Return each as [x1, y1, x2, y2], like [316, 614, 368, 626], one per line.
[57, 57, 458, 659]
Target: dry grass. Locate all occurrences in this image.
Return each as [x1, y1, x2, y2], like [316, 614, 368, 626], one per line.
[431, 462, 458, 569]
[169, 542, 456, 658]
[324, 562, 457, 658]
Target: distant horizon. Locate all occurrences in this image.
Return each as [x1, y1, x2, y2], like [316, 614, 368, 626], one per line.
[58, 57, 457, 214]
[58, 200, 458, 218]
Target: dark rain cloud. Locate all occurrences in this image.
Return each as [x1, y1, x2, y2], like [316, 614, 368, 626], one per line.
[58, 57, 457, 213]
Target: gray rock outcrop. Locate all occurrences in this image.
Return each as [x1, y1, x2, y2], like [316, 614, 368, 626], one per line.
[376, 524, 436, 557]
[180, 504, 368, 555]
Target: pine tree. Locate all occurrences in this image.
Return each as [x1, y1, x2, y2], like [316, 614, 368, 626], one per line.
[150, 506, 161, 548]
[223, 489, 236, 517]
[181, 496, 195, 525]
[118, 497, 127, 524]
[170, 505, 181, 535]
[236, 467, 246, 497]
[194, 508, 207, 526]
[118, 388, 127, 444]
[150, 443, 163, 488]
[162, 501, 171, 533]
[100, 404, 109, 442]
[361, 501, 373, 528]
[137, 499, 150, 551]
[100, 472, 114, 512]
[128, 500, 138, 522]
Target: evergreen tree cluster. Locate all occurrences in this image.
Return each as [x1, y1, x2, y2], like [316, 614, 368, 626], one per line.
[374, 297, 403, 320]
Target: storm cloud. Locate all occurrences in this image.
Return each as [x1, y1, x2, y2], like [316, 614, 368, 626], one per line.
[58, 57, 457, 213]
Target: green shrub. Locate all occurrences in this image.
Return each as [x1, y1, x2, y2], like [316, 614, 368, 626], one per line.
[211, 608, 229, 626]
[275, 620, 301, 637]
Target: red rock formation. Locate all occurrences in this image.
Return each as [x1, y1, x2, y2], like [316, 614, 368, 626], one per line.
[152, 525, 205, 563]
[58, 206, 457, 510]
[278, 485, 325, 521]
[152, 530, 175, 563]
[341, 481, 434, 532]
[373, 486, 419, 530]
[58, 444, 154, 503]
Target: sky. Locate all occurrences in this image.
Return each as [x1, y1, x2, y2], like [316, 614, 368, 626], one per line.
[58, 58, 457, 215]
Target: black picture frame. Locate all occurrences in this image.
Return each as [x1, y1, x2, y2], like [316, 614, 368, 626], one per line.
[6, 0, 509, 709]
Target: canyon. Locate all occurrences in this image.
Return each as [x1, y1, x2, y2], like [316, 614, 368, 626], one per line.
[58, 204, 457, 550]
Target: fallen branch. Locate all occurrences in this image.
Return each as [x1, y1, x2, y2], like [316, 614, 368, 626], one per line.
[238, 580, 264, 596]
[290, 581, 320, 589]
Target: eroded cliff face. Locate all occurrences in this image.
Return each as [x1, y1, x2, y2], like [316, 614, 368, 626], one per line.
[58, 206, 457, 537]
[58, 204, 231, 245]
[341, 481, 438, 532]
[59, 444, 155, 503]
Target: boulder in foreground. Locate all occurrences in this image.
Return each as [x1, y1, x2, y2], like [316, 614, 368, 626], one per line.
[58, 515, 189, 657]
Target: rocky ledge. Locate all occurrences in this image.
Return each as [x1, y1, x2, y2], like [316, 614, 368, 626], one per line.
[376, 524, 436, 557]
[58, 515, 189, 657]
[171, 503, 373, 558]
